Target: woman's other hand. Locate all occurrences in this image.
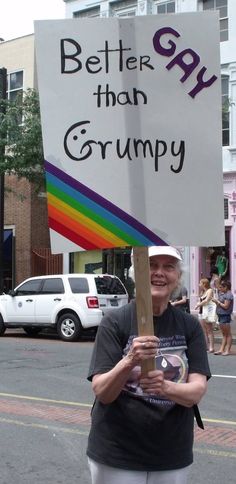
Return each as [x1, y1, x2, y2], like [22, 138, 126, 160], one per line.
[139, 370, 165, 395]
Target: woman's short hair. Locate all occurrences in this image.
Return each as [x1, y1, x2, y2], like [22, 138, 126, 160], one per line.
[221, 280, 231, 290]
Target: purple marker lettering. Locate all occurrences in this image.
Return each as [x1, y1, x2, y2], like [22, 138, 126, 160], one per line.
[166, 49, 200, 82]
[153, 27, 180, 57]
[188, 66, 217, 98]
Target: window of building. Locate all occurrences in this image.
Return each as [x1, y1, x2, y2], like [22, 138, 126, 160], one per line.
[203, 0, 228, 42]
[224, 198, 229, 219]
[222, 75, 229, 146]
[154, 1, 175, 14]
[6, 70, 24, 126]
[111, 0, 137, 17]
[73, 7, 100, 18]
[7, 70, 23, 103]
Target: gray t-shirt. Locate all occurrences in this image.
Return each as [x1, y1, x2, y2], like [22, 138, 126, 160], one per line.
[171, 286, 189, 312]
[217, 290, 234, 315]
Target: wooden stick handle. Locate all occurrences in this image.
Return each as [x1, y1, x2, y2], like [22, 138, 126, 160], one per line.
[133, 246, 156, 374]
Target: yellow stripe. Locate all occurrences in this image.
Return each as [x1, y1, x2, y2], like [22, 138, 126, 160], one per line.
[0, 392, 92, 407]
[202, 417, 236, 426]
[48, 193, 126, 247]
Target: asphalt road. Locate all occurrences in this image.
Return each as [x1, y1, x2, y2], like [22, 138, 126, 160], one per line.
[0, 330, 235, 484]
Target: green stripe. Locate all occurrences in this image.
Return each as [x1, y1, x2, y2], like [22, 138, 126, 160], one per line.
[47, 183, 140, 246]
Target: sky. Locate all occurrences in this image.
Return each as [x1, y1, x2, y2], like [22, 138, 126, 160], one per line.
[0, 0, 65, 41]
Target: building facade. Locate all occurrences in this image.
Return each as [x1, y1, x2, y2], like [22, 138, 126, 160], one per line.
[63, 0, 236, 308]
[0, 35, 59, 288]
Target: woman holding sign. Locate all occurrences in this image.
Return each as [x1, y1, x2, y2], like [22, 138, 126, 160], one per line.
[87, 246, 210, 484]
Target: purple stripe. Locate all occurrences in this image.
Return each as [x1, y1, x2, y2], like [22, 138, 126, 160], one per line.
[45, 160, 167, 246]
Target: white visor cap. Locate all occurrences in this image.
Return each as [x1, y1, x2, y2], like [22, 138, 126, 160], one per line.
[148, 246, 182, 261]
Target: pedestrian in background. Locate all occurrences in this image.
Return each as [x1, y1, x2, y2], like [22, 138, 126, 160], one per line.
[212, 280, 233, 356]
[209, 266, 220, 331]
[195, 279, 216, 353]
[170, 284, 190, 313]
[87, 246, 210, 484]
[196, 284, 209, 349]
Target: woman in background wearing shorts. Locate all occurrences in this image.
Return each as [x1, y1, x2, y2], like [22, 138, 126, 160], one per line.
[195, 279, 216, 353]
[212, 281, 233, 356]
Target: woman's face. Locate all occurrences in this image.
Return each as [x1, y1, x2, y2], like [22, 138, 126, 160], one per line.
[149, 255, 181, 301]
[219, 284, 227, 293]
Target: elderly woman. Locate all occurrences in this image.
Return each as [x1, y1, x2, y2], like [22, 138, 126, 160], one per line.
[87, 246, 210, 484]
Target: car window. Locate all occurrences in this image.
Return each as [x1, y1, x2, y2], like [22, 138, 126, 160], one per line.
[41, 278, 64, 294]
[95, 276, 126, 295]
[16, 279, 42, 296]
[68, 278, 89, 293]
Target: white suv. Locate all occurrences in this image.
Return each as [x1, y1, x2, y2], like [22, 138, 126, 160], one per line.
[0, 274, 128, 342]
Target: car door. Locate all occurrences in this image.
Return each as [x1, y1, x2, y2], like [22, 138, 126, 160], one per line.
[34, 277, 65, 324]
[6, 279, 42, 323]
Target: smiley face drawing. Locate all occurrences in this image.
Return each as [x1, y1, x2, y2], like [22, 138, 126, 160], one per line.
[64, 120, 96, 161]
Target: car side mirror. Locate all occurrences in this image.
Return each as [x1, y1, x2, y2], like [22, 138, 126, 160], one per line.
[8, 289, 16, 297]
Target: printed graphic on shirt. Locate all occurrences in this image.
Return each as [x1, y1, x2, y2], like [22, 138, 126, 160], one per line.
[122, 335, 189, 408]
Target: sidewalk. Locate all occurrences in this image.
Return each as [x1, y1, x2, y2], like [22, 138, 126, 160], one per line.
[213, 315, 236, 344]
[191, 311, 236, 344]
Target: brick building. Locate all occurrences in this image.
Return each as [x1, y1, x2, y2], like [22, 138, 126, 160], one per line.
[0, 34, 61, 289]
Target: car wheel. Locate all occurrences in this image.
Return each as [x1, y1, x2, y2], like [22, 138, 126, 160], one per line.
[0, 315, 6, 336]
[57, 313, 82, 342]
[23, 327, 42, 337]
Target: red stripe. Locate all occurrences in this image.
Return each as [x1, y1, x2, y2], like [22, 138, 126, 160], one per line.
[48, 204, 114, 248]
[49, 218, 98, 250]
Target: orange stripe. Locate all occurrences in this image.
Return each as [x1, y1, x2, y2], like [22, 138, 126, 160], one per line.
[48, 204, 115, 249]
[49, 218, 98, 250]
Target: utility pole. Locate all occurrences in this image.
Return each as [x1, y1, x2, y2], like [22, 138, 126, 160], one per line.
[0, 67, 7, 293]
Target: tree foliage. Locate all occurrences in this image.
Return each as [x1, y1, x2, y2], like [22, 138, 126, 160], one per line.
[0, 88, 45, 191]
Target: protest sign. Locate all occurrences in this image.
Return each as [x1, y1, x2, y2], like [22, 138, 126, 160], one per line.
[35, 13, 224, 254]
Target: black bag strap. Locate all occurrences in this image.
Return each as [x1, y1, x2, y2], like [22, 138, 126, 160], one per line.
[193, 404, 204, 429]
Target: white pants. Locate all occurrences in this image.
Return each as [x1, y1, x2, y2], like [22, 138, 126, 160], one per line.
[88, 458, 190, 484]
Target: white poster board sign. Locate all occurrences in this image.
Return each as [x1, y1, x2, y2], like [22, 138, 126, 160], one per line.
[35, 13, 224, 253]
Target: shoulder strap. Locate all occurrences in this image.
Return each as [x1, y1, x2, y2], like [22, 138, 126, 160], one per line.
[193, 404, 204, 429]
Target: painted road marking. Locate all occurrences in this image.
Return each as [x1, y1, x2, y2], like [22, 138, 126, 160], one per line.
[203, 418, 236, 426]
[212, 374, 236, 379]
[0, 392, 92, 408]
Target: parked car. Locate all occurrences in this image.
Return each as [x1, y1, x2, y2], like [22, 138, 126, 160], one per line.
[0, 274, 128, 342]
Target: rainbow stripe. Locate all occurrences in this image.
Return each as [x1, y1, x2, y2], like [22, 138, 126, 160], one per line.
[45, 160, 167, 250]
